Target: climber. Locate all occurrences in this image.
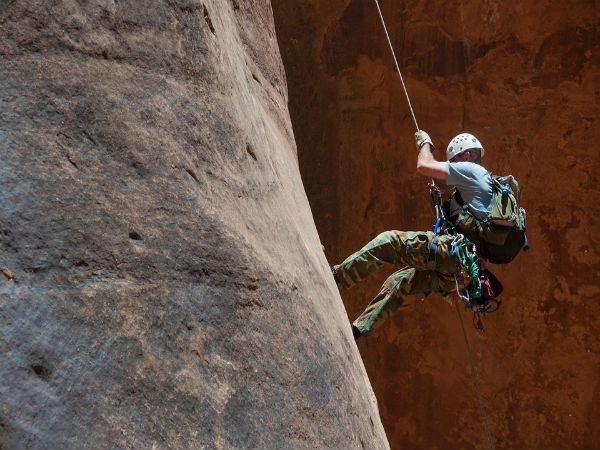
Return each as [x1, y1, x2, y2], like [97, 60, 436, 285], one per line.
[331, 131, 525, 339]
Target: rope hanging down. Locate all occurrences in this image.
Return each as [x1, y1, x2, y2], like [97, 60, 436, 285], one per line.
[373, 0, 440, 212]
[372, 0, 419, 132]
[372, 2, 494, 449]
[456, 307, 495, 450]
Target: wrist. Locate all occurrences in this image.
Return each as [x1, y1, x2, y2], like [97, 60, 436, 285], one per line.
[420, 142, 434, 153]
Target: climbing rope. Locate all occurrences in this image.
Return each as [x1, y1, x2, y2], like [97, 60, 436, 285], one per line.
[456, 307, 495, 450]
[372, 4, 493, 447]
[373, 0, 441, 201]
[373, 0, 419, 131]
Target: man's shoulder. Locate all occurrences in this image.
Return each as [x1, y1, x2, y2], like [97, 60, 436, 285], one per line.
[448, 160, 488, 171]
[447, 161, 490, 179]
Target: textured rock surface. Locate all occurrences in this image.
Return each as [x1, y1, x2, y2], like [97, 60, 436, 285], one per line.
[273, 0, 600, 448]
[0, 1, 389, 449]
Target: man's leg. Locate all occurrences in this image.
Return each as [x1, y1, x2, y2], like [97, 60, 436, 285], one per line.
[350, 233, 469, 338]
[333, 231, 433, 288]
[352, 267, 437, 336]
[351, 267, 472, 337]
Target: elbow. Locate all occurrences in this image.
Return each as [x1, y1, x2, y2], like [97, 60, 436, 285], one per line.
[417, 160, 446, 180]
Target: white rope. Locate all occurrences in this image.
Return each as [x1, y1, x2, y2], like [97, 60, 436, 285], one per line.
[372, 5, 493, 449]
[373, 0, 419, 132]
[456, 307, 495, 450]
[373, 0, 437, 189]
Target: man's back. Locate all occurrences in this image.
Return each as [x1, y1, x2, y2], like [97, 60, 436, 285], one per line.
[445, 161, 493, 220]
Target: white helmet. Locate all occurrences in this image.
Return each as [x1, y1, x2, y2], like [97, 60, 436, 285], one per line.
[446, 133, 484, 160]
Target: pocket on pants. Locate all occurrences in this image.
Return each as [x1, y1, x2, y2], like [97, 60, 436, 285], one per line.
[403, 231, 431, 270]
[432, 234, 460, 275]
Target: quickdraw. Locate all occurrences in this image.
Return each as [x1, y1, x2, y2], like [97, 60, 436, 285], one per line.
[451, 234, 481, 301]
[429, 182, 444, 234]
[450, 233, 504, 330]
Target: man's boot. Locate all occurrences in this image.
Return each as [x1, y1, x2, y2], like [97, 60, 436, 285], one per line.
[351, 324, 362, 340]
[330, 266, 340, 285]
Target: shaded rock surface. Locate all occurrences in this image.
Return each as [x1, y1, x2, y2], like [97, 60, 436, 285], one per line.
[272, 0, 600, 448]
[0, 1, 389, 449]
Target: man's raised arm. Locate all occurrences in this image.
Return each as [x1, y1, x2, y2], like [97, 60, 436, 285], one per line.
[415, 130, 447, 181]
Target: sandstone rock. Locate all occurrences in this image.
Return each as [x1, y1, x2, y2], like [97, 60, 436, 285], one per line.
[273, 0, 600, 448]
[0, 1, 389, 449]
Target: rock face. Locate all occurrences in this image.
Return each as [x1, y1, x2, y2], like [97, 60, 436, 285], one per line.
[0, 1, 389, 449]
[272, 0, 600, 448]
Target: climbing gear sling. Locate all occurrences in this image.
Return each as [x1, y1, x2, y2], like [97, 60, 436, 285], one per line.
[429, 181, 504, 328]
[449, 232, 504, 329]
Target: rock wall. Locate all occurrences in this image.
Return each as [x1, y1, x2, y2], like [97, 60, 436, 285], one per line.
[272, 0, 600, 448]
[0, 1, 389, 449]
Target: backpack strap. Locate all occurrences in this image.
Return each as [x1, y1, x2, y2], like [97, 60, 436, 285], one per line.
[452, 189, 488, 231]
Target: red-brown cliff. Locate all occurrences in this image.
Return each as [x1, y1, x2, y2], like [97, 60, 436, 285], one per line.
[273, 0, 600, 448]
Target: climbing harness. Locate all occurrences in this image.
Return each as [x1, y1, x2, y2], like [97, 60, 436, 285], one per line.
[426, 180, 504, 330]
[372, 3, 495, 447]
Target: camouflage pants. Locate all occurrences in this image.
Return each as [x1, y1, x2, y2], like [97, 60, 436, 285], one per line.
[333, 231, 471, 336]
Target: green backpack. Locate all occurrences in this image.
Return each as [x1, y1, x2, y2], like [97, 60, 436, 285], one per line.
[445, 174, 528, 264]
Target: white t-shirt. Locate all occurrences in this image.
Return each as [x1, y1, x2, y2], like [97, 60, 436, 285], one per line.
[445, 161, 493, 220]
